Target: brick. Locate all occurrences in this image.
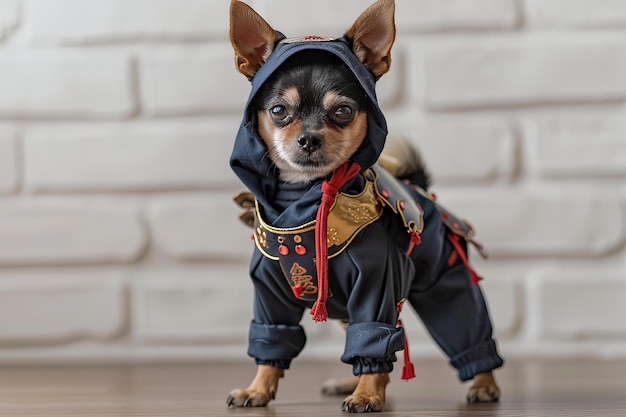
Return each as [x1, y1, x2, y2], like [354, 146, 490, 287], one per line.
[0, 52, 134, 118]
[24, 0, 228, 44]
[0, 272, 126, 343]
[391, 124, 515, 183]
[528, 118, 626, 177]
[140, 48, 250, 116]
[259, 0, 519, 35]
[396, 0, 520, 31]
[0, 130, 18, 194]
[537, 275, 626, 339]
[0, 0, 19, 40]
[132, 267, 252, 342]
[527, 0, 626, 28]
[440, 190, 623, 258]
[0, 205, 147, 265]
[423, 42, 626, 109]
[254, 1, 369, 37]
[23, 123, 239, 192]
[150, 197, 254, 261]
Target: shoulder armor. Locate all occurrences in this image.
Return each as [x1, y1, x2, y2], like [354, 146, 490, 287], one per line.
[371, 165, 424, 235]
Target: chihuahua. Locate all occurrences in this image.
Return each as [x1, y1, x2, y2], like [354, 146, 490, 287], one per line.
[228, 0, 503, 412]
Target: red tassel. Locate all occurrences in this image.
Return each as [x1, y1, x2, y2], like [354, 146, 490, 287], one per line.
[311, 162, 361, 322]
[310, 301, 328, 322]
[397, 319, 416, 381]
[402, 360, 416, 381]
[447, 232, 483, 284]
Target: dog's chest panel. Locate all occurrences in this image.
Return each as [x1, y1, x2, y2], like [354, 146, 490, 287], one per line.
[251, 176, 384, 301]
[247, 167, 432, 302]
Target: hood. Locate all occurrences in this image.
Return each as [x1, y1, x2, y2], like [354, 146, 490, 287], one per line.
[230, 35, 388, 226]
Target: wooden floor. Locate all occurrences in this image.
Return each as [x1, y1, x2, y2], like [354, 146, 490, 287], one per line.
[1, 359, 625, 416]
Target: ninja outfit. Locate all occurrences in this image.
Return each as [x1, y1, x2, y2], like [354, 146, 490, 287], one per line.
[230, 34, 504, 381]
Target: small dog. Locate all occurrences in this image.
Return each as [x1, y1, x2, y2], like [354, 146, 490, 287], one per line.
[228, 0, 503, 412]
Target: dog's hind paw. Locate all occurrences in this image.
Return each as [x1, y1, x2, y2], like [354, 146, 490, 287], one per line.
[321, 376, 359, 396]
[466, 371, 500, 403]
[226, 388, 274, 407]
[341, 394, 383, 413]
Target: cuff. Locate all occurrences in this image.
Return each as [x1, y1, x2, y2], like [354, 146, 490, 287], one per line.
[247, 321, 307, 369]
[449, 339, 504, 381]
[341, 322, 405, 375]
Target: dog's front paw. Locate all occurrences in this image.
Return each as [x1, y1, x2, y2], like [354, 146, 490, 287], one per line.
[340, 373, 389, 413]
[341, 394, 383, 413]
[226, 387, 274, 407]
[466, 371, 500, 403]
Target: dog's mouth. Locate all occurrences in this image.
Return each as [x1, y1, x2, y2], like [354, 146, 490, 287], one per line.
[291, 149, 328, 167]
[277, 145, 340, 180]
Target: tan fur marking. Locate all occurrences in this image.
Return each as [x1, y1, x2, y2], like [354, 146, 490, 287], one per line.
[281, 87, 300, 109]
[322, 91, 357, 112]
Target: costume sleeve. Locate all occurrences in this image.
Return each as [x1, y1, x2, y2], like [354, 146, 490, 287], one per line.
[246, 250, 307, 369]
[337, 222, 415, 375]
[407, 194, 504, 381]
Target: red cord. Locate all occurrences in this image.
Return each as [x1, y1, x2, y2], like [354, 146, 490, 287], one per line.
[310, 162, 361, 322]
[406, 231, 421, 255]
[447, 232, 482, 284]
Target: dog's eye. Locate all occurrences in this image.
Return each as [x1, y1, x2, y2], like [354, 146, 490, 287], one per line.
[332, 105, 355, 123]
[270, 105, 289, 122]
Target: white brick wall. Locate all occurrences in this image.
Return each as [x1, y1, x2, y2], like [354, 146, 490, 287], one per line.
[526, 0, 626, 28]
[0, 0, 625, 363]
[0, 52, 135, 118]
[0, 128, 17, 194]
[23, 0, 230, 44]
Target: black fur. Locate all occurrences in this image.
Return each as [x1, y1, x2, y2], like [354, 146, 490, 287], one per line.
[254, 51, 368, 127]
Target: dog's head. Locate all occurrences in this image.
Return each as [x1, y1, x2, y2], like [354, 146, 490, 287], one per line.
[230, 0, 395, 183]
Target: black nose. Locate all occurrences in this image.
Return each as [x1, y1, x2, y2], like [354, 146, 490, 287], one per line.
[297, 133, 322, 153]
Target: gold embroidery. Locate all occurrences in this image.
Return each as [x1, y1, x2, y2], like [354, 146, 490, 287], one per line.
[327, 227, 341, 246]
[255, 226, 268, 248]
[290, 263, 317, 295]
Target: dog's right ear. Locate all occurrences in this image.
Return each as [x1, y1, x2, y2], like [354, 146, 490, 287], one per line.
[230, 0, 278, 80]
[346, 0, 396, 80]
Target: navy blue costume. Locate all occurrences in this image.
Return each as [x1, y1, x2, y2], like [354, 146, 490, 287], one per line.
[230, 35, 504, 381]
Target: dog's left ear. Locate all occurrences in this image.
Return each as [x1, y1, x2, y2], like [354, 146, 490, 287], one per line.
[345, 0, 396, 80]
[230, 0, 278, 80]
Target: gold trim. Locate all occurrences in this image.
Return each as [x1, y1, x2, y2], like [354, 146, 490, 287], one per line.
[252, 171, 384, 258]
[255, 200, 317, 234]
